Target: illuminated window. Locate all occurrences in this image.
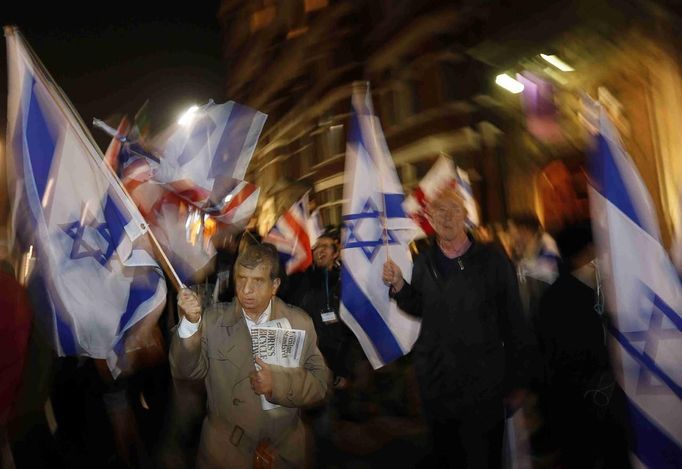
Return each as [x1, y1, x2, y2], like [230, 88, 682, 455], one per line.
[304, 0, 328, 13]
[250, 6, 276, 32]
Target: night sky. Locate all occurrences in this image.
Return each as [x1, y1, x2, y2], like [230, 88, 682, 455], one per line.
[1, 1, 225, 148]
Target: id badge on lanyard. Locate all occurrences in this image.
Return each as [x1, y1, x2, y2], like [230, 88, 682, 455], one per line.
[320, 306, 338, 324]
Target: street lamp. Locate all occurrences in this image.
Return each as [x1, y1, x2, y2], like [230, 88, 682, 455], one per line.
[540, 54, 574, 72]
[178, 105, 199, 127]
[495, 73, 524, 94]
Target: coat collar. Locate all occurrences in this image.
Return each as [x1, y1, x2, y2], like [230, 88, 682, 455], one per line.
[219, 296, 287, 327]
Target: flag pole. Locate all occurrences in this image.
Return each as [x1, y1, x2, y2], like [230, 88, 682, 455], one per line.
[7, 27, 185, 291]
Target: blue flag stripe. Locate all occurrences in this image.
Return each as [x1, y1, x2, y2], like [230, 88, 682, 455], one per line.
[340, 267, 404, 364]
[609, 326, 682, 399]
[117, 271, 160, 334]
[590, 134, 646, 233]
[26, 79, 56, 201]
[219, 102, 257, 178]
[205, 102, 253, 179]
[24, 80, 79, 355]
[652, 294, 682, 332]
[628, 397, 682, 469]
[105, 191, 159, 336]
[103, 195, 131, 248]
[384, 193, 406, 218]
[177, 114, 217, 166]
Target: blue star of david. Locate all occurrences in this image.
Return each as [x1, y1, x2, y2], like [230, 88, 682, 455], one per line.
[621, 285, 681, 396]
[60, 205, 116, 268]
[343, 198, 399, 261]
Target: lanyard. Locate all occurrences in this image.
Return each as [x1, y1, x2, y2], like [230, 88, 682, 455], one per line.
[324, 268, 331, 309]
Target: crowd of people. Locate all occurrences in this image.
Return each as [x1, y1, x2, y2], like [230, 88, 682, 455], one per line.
[1, 187, 634, 469]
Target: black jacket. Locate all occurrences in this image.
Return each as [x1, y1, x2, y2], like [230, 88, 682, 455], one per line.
[536, 273, 632, 469]
[393, 236, 535, 419]
[287, 265, 362, 380]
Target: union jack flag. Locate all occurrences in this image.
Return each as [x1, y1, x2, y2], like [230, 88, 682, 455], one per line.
[264, 193, 313, 275]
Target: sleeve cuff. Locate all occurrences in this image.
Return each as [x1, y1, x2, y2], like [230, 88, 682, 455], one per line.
[178, 316, 201, 338]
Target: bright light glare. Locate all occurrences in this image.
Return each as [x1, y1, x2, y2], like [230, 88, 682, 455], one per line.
[540, 54, 574, 72]
[495, 74, 524, 94]
[178, 105, 199, 126]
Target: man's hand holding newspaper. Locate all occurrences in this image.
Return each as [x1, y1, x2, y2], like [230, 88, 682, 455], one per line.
[249, 318, 306, 410]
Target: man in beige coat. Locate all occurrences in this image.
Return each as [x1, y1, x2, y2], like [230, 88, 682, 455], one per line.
[171, 243, 330, 468]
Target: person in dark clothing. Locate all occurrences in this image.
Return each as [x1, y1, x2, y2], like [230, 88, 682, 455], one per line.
[290, 229, 364, 392]
[536, 222, 632, 469]
[383, 187, 535, 468]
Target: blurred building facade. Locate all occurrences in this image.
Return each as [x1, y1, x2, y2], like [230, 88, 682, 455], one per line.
[217, 0, 528, 234]
[217, 0, 682, 245]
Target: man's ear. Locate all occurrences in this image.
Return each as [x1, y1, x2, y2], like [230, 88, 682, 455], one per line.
[272, 277, 281, 295]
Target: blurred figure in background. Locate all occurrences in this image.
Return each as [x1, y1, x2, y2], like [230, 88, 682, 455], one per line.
[536, 222, 631, 469]
[508, 214, 561, 326]
[288, 227, 361, 389]
[287, 227, 374, 464]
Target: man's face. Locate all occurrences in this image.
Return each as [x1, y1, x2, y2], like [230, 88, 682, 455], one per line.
[235, 262, 280, 317]
[313, 237, 338, 269]
[429, 196, 467, 241]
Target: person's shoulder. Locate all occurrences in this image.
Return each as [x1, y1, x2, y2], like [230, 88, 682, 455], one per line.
[472, 238, 511, 263]
[275, 298, 315, 330]
[538, 275, 576, 313]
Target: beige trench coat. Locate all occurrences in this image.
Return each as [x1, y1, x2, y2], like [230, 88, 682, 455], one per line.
[170, 297, 330, 468]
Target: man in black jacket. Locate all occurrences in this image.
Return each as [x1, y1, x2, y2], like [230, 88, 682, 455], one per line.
[383, 187, 534, 468]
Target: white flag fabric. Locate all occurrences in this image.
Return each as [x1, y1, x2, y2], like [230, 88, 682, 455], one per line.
[403, 154, 457, 237]
[340, 84, 420, 369]
[103, 116, 216, 285]
[403, 155, 479, 238]
[156, 99, 266, 202]
[5, 28, 166, 369]
[307, 208, 324, 247]
[455, 165, 479, 227]
[587, 100, 682, 467]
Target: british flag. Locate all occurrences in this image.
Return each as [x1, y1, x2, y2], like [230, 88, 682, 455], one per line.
[101, 100, 266, 283]
[264, 193, 313, 275]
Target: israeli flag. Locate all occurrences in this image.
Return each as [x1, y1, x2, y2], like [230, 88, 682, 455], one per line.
[587, 100, 682, 467]
[340, 84, 420, 369]
[157, 99, 267, 203]
[5, 28, 166, 372]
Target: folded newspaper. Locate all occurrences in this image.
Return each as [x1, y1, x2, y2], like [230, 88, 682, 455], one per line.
[250, 318, 306, 410]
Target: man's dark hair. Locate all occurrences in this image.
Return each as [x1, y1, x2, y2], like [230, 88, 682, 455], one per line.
[235, 242, 280, 280]
[316, 226, 341, 252]
[556, 221, 593, 263]
[510, 213, 541, 233]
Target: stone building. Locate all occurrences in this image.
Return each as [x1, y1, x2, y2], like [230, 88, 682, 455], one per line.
[216, 0, 682, 244]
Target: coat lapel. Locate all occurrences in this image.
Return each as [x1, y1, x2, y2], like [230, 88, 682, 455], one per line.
[217, 301, 254, 379]
[223, 297, 286, 386]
